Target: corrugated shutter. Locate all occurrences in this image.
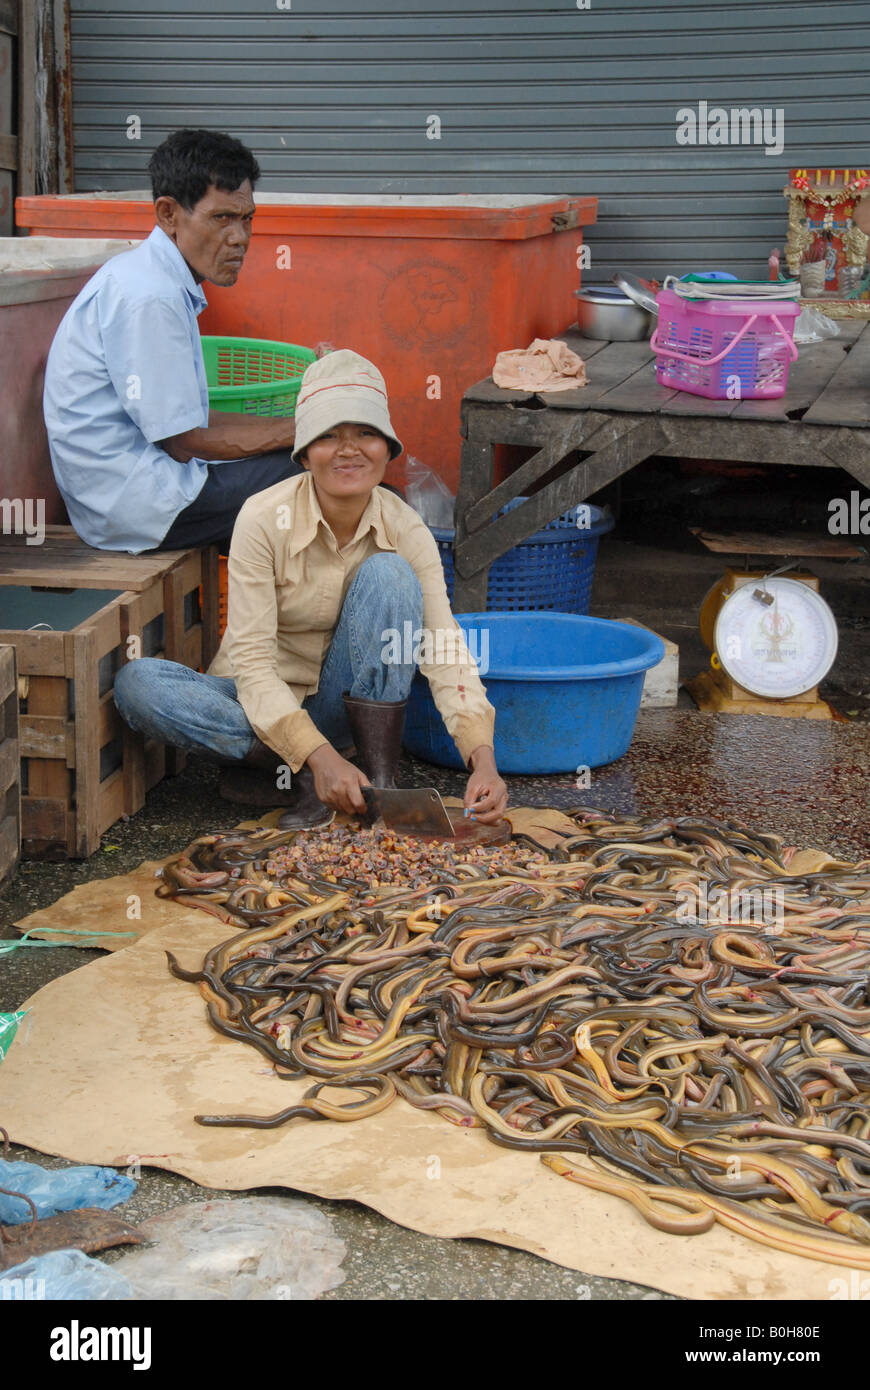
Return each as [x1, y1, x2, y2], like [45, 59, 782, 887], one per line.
[68, 0, 870, 280]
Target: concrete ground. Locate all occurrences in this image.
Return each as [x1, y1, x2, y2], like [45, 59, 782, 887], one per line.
[1, 526, 868, 1300]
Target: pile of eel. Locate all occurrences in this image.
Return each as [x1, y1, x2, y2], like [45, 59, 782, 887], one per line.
[160, 810, 870, 1268]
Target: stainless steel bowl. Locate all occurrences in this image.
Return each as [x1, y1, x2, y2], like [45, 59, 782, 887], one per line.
[574, 283, 654, 341]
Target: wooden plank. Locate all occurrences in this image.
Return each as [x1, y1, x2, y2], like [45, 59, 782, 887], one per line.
[462, 377, 536, 406]
[465, 413, 609, 533]
[117, 587, 155, 814]
[163, 563, 185, 666]
[200, 544, 221, 668]
[72, 627, 101, 857]
[15, 0, 73, 197]
[0, 530, 192, 592]
[157, 528, 198, 695]
[143, 739, 166, 793]
[656, 418, 842, 468]
[659, 387, 744, 419]
[21, 795, 67, 849]
[803, 323, 870, 427]
[465, 402, 571, 449]
[592, 358, 680, 414]
[177, 549, 206, 664]
[463, 337, 625, 408]
[123, 722, 146, 816]
[0, 630, 66, 676]
[17, 0, 36, 195]
[552, 329, 610, 361]
[455, 418, 667, 579]
[541, 342, 656, 411]
[0, 690, 15, 745]
[120, 582, 163, 664]
[0, 735, 16, 797]
[19, 714, 74, 762]
[0, 644, 16, 700]
[53, 0, 74, 195]
[690, 528, 865, 559]
[1, 694, 11, 746]
[732, 338, 851, 422]
[98, 688, 121, 747]
[98, 767, 126, 837]
[175, 548, 203, 598]
[24, 676, 70, 814]
[0, 1, 18, 36]
[86, 593, 124, 660]
[182, 628, 203, 671]
[818, 427, 870, 489]
[0, 813, 19, 886]
[0, 132, 16, 172]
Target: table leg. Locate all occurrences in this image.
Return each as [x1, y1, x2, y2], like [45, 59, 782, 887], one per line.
[454, 435, 495, 612]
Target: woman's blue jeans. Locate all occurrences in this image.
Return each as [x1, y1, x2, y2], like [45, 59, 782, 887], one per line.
[113, 553, 424, 761]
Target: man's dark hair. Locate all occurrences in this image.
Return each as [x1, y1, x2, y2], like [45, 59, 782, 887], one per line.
[148, 129, 260, 209]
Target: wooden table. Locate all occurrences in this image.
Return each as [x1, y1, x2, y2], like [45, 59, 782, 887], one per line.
[453, 321, 870, 611]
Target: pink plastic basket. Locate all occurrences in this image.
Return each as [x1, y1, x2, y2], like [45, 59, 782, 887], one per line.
[651, 288, 800, 399]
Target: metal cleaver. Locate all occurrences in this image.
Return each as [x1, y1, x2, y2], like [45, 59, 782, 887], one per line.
[361, 785, 455, 838]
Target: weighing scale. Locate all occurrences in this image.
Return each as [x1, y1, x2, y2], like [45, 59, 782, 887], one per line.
[685, 567, 839, 718]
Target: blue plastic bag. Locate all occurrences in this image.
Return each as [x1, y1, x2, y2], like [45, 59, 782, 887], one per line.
[0, 1248, 133, 1300]
[0, 1158, 136, 1225]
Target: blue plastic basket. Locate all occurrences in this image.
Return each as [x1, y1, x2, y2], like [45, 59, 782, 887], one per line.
[431, 499, 613, 614]
[404, 611, 664, 773]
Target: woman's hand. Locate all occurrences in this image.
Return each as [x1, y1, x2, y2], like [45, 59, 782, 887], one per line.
[463, 745, 508, 825]
[306, 744, 371, 815]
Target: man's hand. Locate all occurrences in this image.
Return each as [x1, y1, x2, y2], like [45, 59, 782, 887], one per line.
[307, 744, 370, 816]
[463, 745, 508, 825]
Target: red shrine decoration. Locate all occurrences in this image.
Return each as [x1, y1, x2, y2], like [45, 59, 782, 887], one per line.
[784, 168, 870, 293]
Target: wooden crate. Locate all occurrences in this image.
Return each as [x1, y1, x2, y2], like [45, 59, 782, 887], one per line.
[0, 530, 220, 859]
[0, 527, 220, 670]
[0, 645, 21, 887]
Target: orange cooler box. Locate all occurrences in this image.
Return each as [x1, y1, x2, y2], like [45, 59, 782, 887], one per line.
[16, 193, 597, 494]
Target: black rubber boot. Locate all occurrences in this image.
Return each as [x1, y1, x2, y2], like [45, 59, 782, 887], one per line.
[341, 692, 407, 789]
[275, 764, 332, 830]
[220, 739, 332, 827]
[218, 737, 297, 807]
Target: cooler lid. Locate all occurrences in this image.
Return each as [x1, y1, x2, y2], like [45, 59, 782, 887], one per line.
[16, 192, 598, 242]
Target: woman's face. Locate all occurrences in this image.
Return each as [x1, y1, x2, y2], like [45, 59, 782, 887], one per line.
[302, 422, 390, 504]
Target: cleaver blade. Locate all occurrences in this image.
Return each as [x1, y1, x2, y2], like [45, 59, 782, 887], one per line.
[361, 785, 455, 838]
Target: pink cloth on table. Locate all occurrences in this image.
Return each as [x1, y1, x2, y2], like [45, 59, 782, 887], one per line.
[492, 337, 588, 392]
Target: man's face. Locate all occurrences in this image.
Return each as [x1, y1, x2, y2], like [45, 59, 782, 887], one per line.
[154, 180, 255, 287]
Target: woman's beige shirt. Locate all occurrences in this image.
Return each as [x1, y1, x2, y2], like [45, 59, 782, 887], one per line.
[208, 472, 495, 771]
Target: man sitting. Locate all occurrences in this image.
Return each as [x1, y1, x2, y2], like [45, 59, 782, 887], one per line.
[43, 128, 304, 556]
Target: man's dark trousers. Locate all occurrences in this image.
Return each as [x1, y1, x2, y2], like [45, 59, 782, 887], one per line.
[153, 451, 301, 555]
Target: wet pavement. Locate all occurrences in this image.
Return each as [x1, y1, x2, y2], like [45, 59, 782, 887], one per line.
[1, 704, 867, 1299]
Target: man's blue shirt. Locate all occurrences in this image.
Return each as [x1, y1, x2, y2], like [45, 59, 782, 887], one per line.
[43, 226, 211, 553]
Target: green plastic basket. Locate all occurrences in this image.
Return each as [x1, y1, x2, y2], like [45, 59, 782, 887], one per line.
[200, 335, 317, 416]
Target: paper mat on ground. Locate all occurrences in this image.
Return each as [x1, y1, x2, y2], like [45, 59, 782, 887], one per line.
[0, 916, 841, 1301]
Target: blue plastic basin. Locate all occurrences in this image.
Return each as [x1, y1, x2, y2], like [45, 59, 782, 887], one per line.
[403, 612, 665, 774]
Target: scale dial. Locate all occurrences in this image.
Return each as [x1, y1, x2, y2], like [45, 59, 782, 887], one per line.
[714, 578, 838, 699]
